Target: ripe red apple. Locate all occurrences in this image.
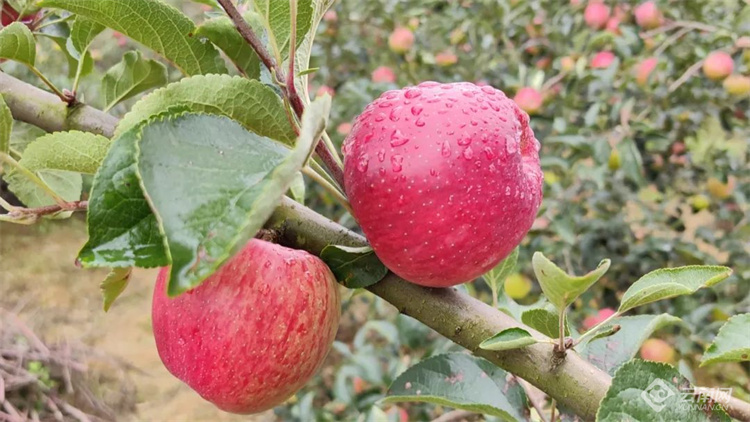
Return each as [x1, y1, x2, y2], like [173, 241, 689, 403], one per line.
[372, 66, 396, 84]
[582, 307, 616, 330]
[640, 339, 676, 363]
[323, 10, 338, 23]
[584, 2, 610, 30]
[591, 51, 616, 69]
[702, 51, 734, 80]
[152, 239, 341, 414]
[337, 122, 353, 136]
[634, 1, 663, 30]
[342, 82, 543, 287]
[1, 2, 41, 29]
[723, 74, 750, 96]
[514, 87, 543, 114]
[435, 51, 458, 67]
[605, 17, 621, 34]
[635, 57, 658, 85]
[316, 85, 335, 98]
[389, 27, 415, 54]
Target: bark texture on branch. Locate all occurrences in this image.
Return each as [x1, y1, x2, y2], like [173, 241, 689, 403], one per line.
[3, 72, 750, 422]
[0, 72, 118, 136]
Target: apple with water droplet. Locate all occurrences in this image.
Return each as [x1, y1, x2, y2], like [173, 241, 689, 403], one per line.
[152, 239, 341, 414]
[1, 2, 41, 29]
[342, 82, 543, 287]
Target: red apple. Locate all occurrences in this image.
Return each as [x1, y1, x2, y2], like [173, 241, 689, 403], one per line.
[702, 51, 734, 80]
[342, 82, 543, 287]
[323, 10, 338, 23]
[372, 66, 396, 83]
[514, 87, 543, 114]
[1, 2, 40, 29]
[584, 2, 610, 30]
[582, 308, 616, 330]
[723, 74, 750, 95]
[605, 17, 621, 34]
[591, 51, 616, 69]
[386, 406, 410, 422]
[640, 339, 676, 363]
[435, 51, 458, 67]
[635, 57, 658, 85]
[634, 1, 663, 30]
[389, 27, 415, 54]
[337, 122, 353, 136]
[316, 85, 335, 98]
[152, 239, 341, 414]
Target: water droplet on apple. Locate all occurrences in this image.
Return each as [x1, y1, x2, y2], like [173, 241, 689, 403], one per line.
[411, 105, 423, 116]
[377, 149, 386, 162]
[357, 154, 369, 172]
[389, 106, 402, 122]
[483, 147, 495, 160]
[390, 129, 409, 147]
[463, 146, 474, 160]
[404, 89, 421, 99]
[391, 154, 404, 172]
[441, 141, 452, 157]
[458, 136, 472, 146]
[415, 117, 425, 127]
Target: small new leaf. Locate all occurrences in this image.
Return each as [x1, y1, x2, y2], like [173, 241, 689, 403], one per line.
[479, 328, 538, 351]
[102, 51, 168, 111]
[101, 267, 132, 312]
[618, 266, 732, 313]
[320, 245, 388, 288]
[532, 252, 610, 311]
[701, 313, 750, 367]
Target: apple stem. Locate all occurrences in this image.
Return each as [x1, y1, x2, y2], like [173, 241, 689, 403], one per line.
[215, 0, 346, 189]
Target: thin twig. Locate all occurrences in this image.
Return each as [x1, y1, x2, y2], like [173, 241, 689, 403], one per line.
[640, 20, 719, 38]
[518, 378, 550, 422]
[654, 27, 692, 56]
[0, 200, 88, 224]
[668, 59, 704, 93]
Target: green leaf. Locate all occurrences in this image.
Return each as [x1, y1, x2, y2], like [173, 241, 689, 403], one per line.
[3, 131, 107, 210]
[252, 0, 313, 60]
[195, 16, 261, 79]
[0, 22, 36, 66]
[292, 0, 333, 101]
[319, 245, 389, 288]
[36, 21, 94, 79]
[78, 125, 167, 269]
[115, 74, 295, 144]
[597, 360, 730, 421]
[483, 248, 518, 302]
[521, 308, 569, 339]
[101, 51, 168, 112]
[701, 313, 750, 367]
[0, 94, 11, 157]
[138, 96, 330, 295]
[384, 353, 527, 421]
[100, 267, 132, 312]
[68, 16, 105, 57]
[13, 131, 111, 175]
[479, 328, 538, 351]
[578, 314, 684, 375]
[532, 252, 611, 311]
[40, 0, 226, 76]
[5, 169, 81, 209]
[618, 266, 732, 314]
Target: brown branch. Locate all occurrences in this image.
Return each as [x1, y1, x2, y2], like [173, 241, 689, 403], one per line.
[215, 0, 345, 189]
[1, 201, 88, 224]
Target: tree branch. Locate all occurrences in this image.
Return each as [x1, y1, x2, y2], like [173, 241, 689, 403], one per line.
[4, 72, 750, 422]
[0, 72, 117, 136]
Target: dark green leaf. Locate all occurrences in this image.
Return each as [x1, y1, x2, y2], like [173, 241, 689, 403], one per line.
[40, 0, 226, 75]
[320, 245, 388, 288]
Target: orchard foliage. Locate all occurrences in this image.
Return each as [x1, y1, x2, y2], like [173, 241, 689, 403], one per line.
[1, 0, 750, 421]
